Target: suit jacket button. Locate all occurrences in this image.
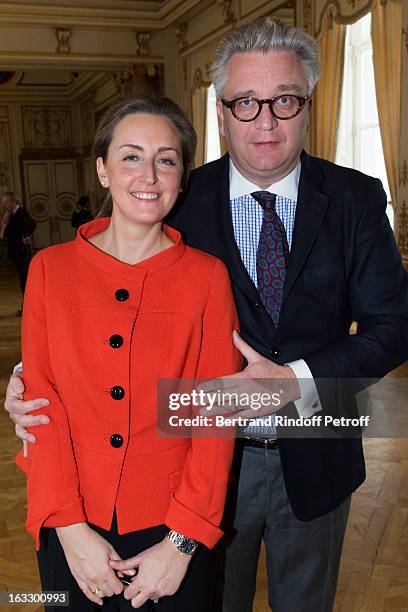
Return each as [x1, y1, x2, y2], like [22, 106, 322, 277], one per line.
[109, 334, 123, 349]
[115, 288, 129, 301]
[252, 301, 261, 308]
[270, 347, 281, 358]
[110, 434, 123, 448]
[110, 385, 125, 400]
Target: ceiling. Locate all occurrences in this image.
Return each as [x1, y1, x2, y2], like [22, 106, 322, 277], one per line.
[0, 70, 112, 102]
[0, 0, 168, 8]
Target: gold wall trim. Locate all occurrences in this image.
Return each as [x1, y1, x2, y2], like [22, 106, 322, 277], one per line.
[403, 26, 408, 51]
[0, 0, 206, 30]
[0, 51, 164, 71]
[314, 0, 375, 38]
[400, 160, 408, 188]
[191, 67, 211, 93]
[398, 200, 408, 256]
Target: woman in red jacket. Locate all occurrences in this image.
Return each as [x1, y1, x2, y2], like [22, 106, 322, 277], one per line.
[18, 96, 240, 611]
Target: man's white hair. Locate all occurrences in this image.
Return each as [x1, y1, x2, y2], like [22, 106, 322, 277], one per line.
[211, 17, 320, 97]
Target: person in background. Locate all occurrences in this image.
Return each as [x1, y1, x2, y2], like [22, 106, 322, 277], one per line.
[11, 96, 240, 611]
[1, 191, 36, 314]
[5, 17, 408, 612]
[71, 195, 94, 230]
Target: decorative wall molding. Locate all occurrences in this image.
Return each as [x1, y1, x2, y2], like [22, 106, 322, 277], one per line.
[400, 159, 408, 188]
[80, 95, 97, 148]
[0, 121, 13, 189]
[398, 200, 408, 256]
[216, 0, 235, 25]
[182, 59, 189, 92]
[403, 27, 408, 52]
[175, 23, 188, 52]
[191, 67, 211, 93]
[115, 64, 163, 96]
[135, 32, 151, 57]
[314, 0, 375, 39]
[303, 0, 313, 33]
[29, 195, 50, 221]
[0, 0, 211, 31]
[55, 28, 72, 54]
[22, 106, 71, 148]
[115, 65, 134, 91]
[0, 161, 10, 188]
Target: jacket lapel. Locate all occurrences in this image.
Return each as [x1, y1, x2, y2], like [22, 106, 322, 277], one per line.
[200, 155, 260, 303]
[283, 152, 330, 304]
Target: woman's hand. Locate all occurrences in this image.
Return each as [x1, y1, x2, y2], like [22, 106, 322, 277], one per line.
[56, 523, 126, 605]
[109, 536, 192, 608]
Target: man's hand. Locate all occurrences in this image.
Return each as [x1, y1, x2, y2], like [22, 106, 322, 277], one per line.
[109, 537, 191, 608]
[56, 523, 126, 605]
[4, 373, 50, 444]
[198, 331, 300, 421]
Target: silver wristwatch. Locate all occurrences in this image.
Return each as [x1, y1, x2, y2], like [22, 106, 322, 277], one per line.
[166, 529, 198, 555]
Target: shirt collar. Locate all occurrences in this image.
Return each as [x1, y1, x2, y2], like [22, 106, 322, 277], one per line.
[229, 158, 300, 201]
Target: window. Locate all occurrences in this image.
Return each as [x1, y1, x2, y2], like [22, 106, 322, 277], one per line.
[335, 13, 393, 228]
[205, 84, 221, 163]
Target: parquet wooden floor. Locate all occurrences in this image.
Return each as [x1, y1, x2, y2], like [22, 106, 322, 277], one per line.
[0, 261, 407, 611]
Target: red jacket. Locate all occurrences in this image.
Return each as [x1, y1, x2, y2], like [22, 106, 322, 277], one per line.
[17, 218, 241, 549]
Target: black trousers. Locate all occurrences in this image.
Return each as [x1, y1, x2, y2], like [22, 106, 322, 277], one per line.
[10, 246, 32, 294]
[37, 515, 216, 612]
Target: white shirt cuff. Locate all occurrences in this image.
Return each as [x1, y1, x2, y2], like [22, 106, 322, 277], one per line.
[13, 361, 23, 374]
[286, 359, 321, 418]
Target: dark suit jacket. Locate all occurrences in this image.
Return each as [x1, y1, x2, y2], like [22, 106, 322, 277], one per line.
[5, 206, 36, 259]
[168, 151, 408, 520]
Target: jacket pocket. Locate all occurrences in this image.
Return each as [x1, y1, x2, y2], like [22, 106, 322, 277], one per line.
[303, 257, 343, 283]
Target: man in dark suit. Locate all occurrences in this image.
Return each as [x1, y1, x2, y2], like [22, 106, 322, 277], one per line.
[4, 17, 408, 612]
[1, 191, 36, 303]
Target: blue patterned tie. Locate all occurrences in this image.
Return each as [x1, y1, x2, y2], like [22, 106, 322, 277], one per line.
[252, 191, 289, 326]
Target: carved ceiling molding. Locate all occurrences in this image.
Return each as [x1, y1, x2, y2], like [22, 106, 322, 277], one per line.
[0, 0, 206, 31]
[55, 28, 72, 54]
[175, 23, 188, 52]
[216, 0, 235, 25]
[191, 67, 211, 93]
[135, 32, 151, 57]
[314, 0, 375, 39]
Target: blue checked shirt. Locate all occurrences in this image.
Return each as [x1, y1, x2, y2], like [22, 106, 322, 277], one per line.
[229, 160, 299, 437]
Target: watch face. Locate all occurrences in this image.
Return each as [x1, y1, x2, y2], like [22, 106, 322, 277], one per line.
[180, 537, 197, 554]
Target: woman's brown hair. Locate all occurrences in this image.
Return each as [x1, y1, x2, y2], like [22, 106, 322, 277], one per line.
[94, 95, 197, 216]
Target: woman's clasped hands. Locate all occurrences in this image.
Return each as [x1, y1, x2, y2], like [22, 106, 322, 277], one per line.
[109, 536, 192, 608]
[55, 523, 135, 606]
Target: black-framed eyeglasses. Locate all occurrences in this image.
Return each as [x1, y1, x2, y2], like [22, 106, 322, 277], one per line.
[221, 95, 311, 122]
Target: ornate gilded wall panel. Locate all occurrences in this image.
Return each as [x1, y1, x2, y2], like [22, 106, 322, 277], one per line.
[311, 0, 375, 38]
[80, 96, 97, 148]
[22, 106, 72, 148]
[0, 121, 14, 189]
